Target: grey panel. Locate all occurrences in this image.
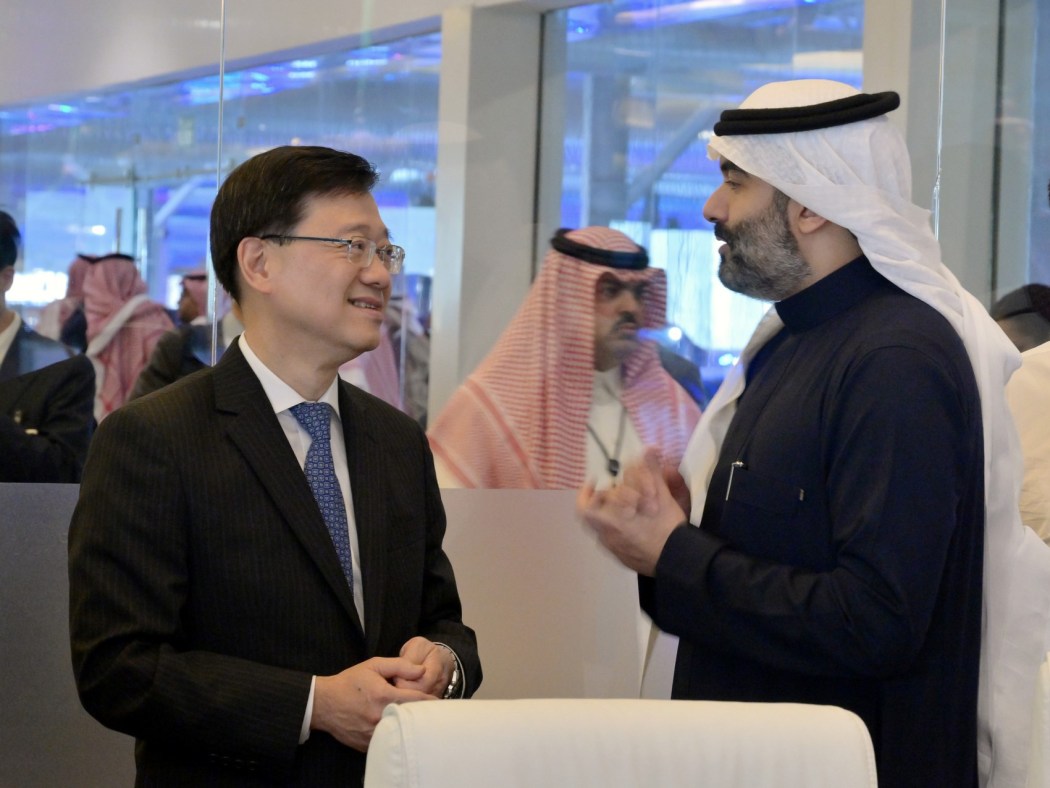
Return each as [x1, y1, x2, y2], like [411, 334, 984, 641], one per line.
[0, 483, 135, 787]
[440, 489, 645, 699]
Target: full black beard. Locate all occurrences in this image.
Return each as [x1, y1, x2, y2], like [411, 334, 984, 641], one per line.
[716, 196, 810, 302]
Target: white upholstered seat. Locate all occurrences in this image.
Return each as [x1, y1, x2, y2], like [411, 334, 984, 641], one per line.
[364, 698, 877, 788]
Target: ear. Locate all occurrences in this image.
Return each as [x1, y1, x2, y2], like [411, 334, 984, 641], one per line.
[236, 236, 274, 296]
[794, 204, 830, 236]
[0, 265, 14, 294]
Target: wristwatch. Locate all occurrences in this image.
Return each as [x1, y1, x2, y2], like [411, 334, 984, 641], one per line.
[435, 642, 462, 699]
[443, 661, 461, 700]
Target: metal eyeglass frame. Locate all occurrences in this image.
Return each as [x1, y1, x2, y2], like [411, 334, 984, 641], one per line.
[260, 234, 405, 274]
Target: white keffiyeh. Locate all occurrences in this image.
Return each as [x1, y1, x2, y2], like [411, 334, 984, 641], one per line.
[681, 79, 1050, 788]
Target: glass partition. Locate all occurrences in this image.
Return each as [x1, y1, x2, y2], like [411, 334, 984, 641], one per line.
[0, 26, 224, 323]
[540, 0, 865, 396]
[214, 26, 441, 423]
[0, 5, 225, 483]
[996, 0, 1050, 293]
[0, 21, 441, 429]
[2, 0, 1049, 477]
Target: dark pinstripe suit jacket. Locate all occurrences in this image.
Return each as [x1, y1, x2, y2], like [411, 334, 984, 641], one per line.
[68, 339, 480, 786]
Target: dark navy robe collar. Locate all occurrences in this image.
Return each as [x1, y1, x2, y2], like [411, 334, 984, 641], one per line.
[775, 256, 885, 331]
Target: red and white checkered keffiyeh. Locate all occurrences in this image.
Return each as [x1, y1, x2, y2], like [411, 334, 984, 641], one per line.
[427, 226, 700, 489]
[84, 255, 174, 420]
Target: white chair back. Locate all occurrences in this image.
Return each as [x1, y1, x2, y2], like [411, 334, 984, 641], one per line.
[364, 698, 877, 788]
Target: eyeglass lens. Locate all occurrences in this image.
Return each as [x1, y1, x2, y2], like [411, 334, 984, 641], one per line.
[346, 237, 403, 273]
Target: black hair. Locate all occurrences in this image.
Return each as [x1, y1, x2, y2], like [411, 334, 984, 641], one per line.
[209, 146, 379, 301]
[0, 210, 21, 270]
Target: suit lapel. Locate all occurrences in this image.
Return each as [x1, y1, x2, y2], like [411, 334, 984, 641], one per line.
[339, 383, 387, 654]
[214, 341, 365, 638]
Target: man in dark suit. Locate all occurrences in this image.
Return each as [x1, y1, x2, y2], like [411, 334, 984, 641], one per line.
[68, 146, 481, 786]
[128, 308, 242, 400]
[0, 210, 94, 482]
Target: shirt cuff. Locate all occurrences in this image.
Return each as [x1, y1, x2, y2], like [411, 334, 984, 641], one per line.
[299, 676, 316, 744]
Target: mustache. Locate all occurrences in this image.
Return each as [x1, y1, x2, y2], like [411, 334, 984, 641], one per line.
[614, 315, 640, 330]
[714, 222, 733, 244]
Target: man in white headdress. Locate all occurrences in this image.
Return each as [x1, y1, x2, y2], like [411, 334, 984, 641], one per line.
[578, 79, 1050, 788]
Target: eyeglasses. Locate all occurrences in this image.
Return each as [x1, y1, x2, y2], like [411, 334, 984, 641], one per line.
[260, 234, 405, 275]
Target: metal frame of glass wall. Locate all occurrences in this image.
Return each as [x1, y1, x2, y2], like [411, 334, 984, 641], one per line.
[1, 0, 1047, 419]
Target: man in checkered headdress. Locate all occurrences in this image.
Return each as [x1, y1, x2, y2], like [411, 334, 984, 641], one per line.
[427, 226, 700, 490]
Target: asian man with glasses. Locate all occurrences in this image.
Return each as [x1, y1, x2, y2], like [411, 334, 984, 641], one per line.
[69, 145, 481, 787]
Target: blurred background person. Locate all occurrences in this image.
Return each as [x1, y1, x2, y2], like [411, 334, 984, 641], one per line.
[338, 293, 430, 427]
[382, 293, 431, 426]
[129, 272, 242, 400]
[989, 282, 1050, 352]
[1007, 338, 1050, 543]
[1004, 182, 1050, 543]
[428, 226, 700, 489]
[0, 210, 94, 481]
[35, 252, 94, 353]
[176, 270, 209, 325]
[83, 253, 173, 420]
[339, 316, 400, 415]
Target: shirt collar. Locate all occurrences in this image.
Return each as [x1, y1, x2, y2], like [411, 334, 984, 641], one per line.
[775, 256, 884, 331]
[238, 333, 341, 415]
[592, 365, 624, 405]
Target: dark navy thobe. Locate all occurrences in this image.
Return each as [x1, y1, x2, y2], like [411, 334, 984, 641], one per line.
[641, 257, 983, 788]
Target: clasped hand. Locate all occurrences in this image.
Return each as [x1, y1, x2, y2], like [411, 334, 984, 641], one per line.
[311, 637, 454, 752]
[576, 448, 688, 577]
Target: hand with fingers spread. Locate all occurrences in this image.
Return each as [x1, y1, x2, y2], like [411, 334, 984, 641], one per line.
[577, 448, 688, 576]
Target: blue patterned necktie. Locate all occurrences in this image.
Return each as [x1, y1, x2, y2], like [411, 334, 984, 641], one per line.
[290, 402, 353, 588]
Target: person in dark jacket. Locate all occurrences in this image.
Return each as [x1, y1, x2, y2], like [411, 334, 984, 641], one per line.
[0, 210, 94, 482]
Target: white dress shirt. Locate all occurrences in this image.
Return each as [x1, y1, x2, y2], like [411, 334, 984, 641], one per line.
[586, 366, 644, 490]
[238, 334, 365, 743]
